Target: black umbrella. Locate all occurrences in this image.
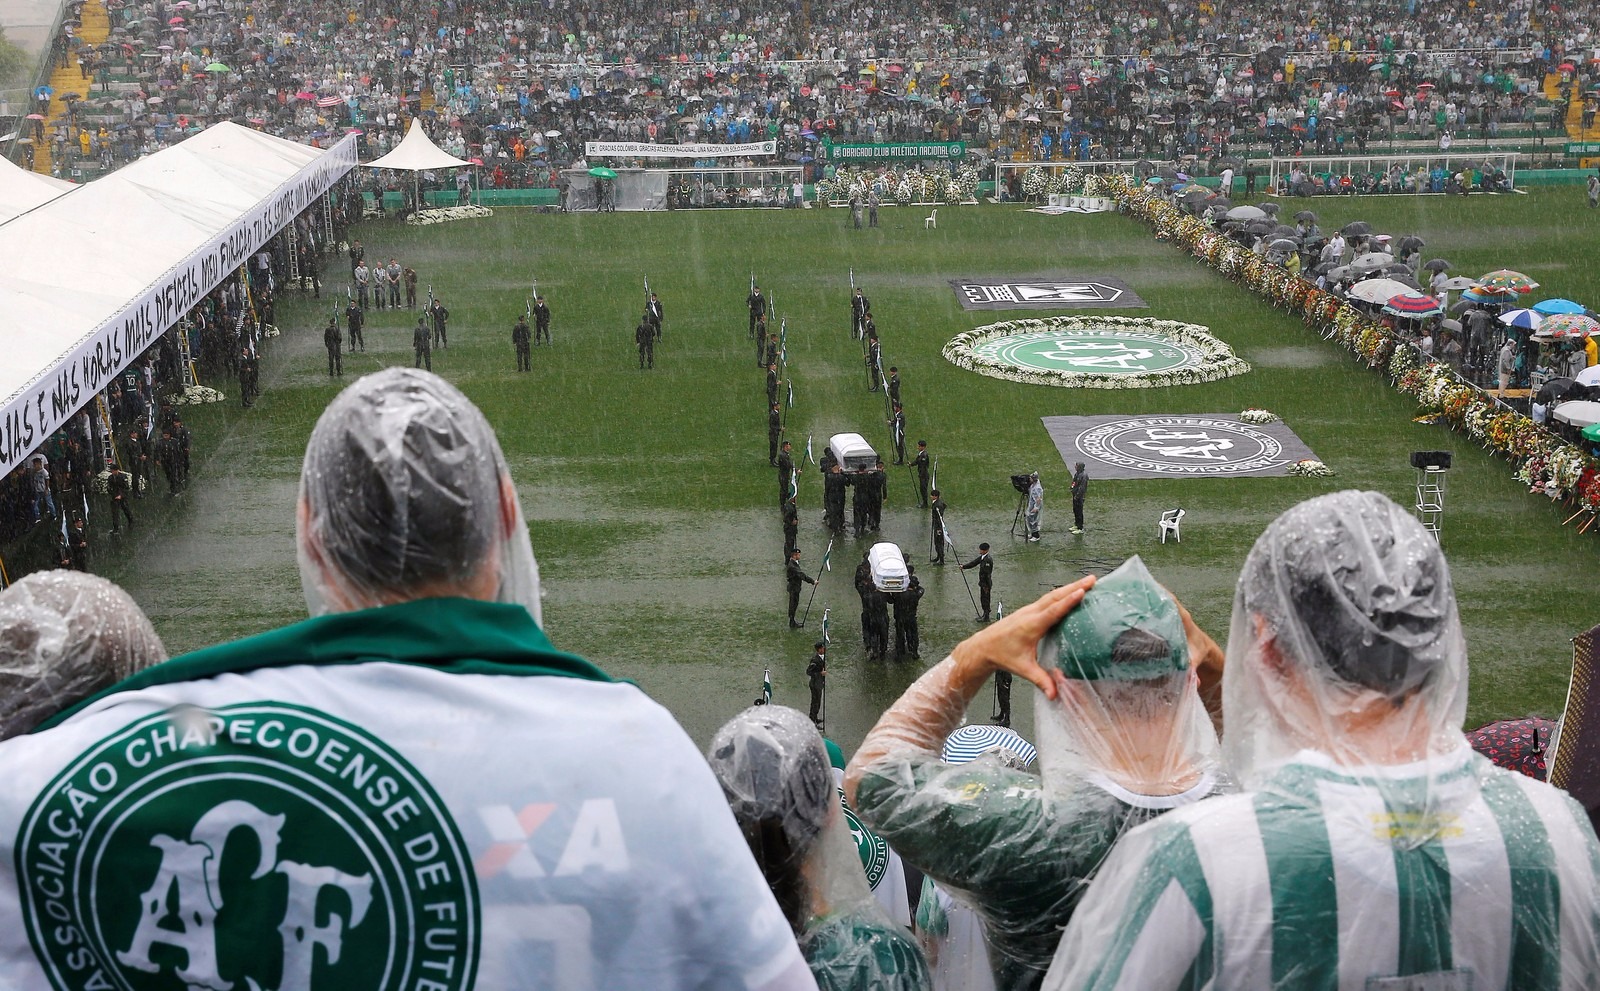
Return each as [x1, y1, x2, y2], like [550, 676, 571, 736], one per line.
[1271, 224, 1299, 239]
[1536, 378, 1580, 404]
[1397, 236, 1425, 254]
[1259, 202, 1280, 216]
[1342, 220, 1373, 236]
[1423, 258, 1453, 272]
[1294, 210, 1318, 222]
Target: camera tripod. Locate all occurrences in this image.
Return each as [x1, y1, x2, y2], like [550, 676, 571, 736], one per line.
[1010, 491, 1028, 537]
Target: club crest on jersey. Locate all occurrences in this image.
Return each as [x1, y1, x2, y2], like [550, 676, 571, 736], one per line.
[16, 703, 480, 991]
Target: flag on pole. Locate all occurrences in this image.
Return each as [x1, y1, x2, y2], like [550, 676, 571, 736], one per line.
[750, 271, 756, 292]
[762, 667, 772, 704]
[786, 380, 794, 409]
[779, 317, 787, 350]
[931, 457, 938, 493]
[821, 609, 831, 645]
[787, 471, 798, 502]
[820, 538, 833, 573]
[997, 602, 1004, 621]
[849, 268, 855, 289]
[942, 518, 955, 554]
[806, 434, 814, 465]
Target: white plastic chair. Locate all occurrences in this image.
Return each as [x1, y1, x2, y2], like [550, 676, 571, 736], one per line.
[925, 208, 938, 229]
[1158, 508, 1185, 543]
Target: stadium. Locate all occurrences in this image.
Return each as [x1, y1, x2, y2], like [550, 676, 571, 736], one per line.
[0, 0, 1598, 986]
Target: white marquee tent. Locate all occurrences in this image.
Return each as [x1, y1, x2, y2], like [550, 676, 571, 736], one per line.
[366, 118, 474, 172]
[0, 123, 358, 474]
[0, 155, 75, 225]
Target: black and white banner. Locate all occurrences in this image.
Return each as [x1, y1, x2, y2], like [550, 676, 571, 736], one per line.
[1041, 414, 1322, 479]
[583, 140, 777, 159]
[950, 276, 1147, 311]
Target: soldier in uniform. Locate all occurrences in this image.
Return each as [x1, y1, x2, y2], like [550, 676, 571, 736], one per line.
[766, 362, 780, 407]
[887, 366, 901, 405]
[850, 466, 870, 537]
[960, 542, 994, 622]
[156, 427, 181, 495]
[122, 428, 150, 499]
[68, 516, 90, 572]
[106, 459, 134, 533]
[647, 293, 664, 339]
[324, 319, 343, 376]
[753, 316, 768, 365]
[747, 283, 766, 339]
[867, 459, 887, 532]
[431, 297, 450, 348]
[865, 585, 890, 662]
[806, 641, 826, 724]
[913, 440, 930, 508]
[865, 331, 882, 391]
[786, 547, 815, 628]
[172, 417, 192, 490]
[929, 489, 947, 564]
[894, 569, 923, 660]
[854, 554, 876, 652]
[766, 402, 783, 465]
[513, 315, 532, 372]
[239, 349, 259, 408]
[345, 300, 364, 352]
[413, 316, 432, 371]
[533, 295, 551, 345]
[824, 463, 847, 533]
[851, 288, 869, 339]
[993, 670, 1012, 727]
[765, 332, 780, 368]
[887, 403, 907, 465]
[636, 318, 655, 369]
[782, 496, 800, 558]
[776, 440, 795, 506]
[403, 265, 418, 309]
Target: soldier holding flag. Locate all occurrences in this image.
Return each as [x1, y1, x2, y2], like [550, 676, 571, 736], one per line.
[787, 547, 816, 628]
[748, 281, 766, 339]
[512, 314, 532, 372]
[807, 641, 827, 724]
[533, 295, 551, 345]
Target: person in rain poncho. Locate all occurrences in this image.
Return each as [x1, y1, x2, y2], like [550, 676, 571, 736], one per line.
[1044, 491, 1600, 991]
[845, 556, 1226, 991]
[709, 705, 932, 991]
[0, 369, 816, 991]
[0, 570, 167, 740]
[1025, 471, 1043, 542]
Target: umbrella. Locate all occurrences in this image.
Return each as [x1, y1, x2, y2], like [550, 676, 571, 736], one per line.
[204, 62, 231, 72]
[1342, 220, 1372, 236]
[1578, 366, 1600, 388]
[1225, 205, 1267, 221]
[1440, 276, 1476, 291]
[1324, 265, 1357, 282]
[146, 95, 163, 104]
[1351, 252, 1395, 273]
[1440, 319, 1463, 335]
[1294, 210, 1317, 222]
[1536, 377, 1581, 405]
[545, 129, 561, 137]
[1585, 423, 1600, 443]
[1268, 238, 1300, 251]
[1467, 718, 1555, 779]
[1538, 314, 1600, 339]
[1532, 298, 1589, 316]
[1477, 269, 1538, 294]
[1347, 279, 1417, 304]
[1499, 308, 1543, 330]
[26, 113, 44, 120]
[941, 725, 1037, 766]
[1384, 293, 1444, 318]
[1464, 286, 1520, 305]
[588, 166, 618, 179]
[167, 16, 184, 24]
[1259, 202, 1280, 216]
[1396, 236, 1425, 253]
[1423, 258, 1452, 273]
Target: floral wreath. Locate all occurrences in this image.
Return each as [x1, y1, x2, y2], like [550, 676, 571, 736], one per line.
[943, 315, 1250, 390]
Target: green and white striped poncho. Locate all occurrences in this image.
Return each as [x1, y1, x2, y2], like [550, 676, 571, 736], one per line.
[1045, 748, 1600, 991]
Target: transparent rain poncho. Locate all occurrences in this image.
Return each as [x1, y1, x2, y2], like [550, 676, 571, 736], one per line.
[296, 368, 543, 623]
[1044, 491, 1600, 990]
[708, 705, 932, 991]
[846, 557, 1221, 991]
[0, 570, 167, 739]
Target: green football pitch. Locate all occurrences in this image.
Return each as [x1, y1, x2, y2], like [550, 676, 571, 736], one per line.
[82, 189, 1600, 751]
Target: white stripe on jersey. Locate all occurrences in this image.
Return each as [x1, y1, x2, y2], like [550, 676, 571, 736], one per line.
[1319, 777, 1400, 991]
[1111, 878, 1206, 991]
[1441, 789, 1512, 990]
[1511, 774, 1600, 989]
[1189, 796, 1273, 990]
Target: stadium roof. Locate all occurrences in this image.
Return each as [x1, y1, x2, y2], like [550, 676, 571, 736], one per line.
[0, 123, 358, 474]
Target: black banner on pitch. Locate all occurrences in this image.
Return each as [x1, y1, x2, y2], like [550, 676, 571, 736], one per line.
[950, 277, 1147, 311]
[1041, 414, 1321, 479]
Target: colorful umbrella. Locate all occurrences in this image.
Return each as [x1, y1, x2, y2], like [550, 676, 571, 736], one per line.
[1463, 285, 1520, 305]
[587, 166, 618, 179]
[1477, 269, 1538, 294]
[1532, 298, 1589, 316]
[1498, 308, 1543, 330]
[941, 725, 1036, 766]
[1467, 717, 1555, 779]
[1538, 313, 1600, 339]
[1384, 293, 1444, 318]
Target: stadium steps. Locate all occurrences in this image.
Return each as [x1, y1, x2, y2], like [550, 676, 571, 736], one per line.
[31, 0, 111, 177]
[1543, 73, 1563, 102]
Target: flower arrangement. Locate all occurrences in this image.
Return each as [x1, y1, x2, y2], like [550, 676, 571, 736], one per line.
[92, 469, 143, 494]
[1238, 408, 1280, 424]
[406, 205, 494, 226]
[1101, 175, 1600, 524]
[943, 316, 1250, 390]
[1288, 459, 1335, 477]
[165, 385, 225, 405]
[262, 324, 280, 339]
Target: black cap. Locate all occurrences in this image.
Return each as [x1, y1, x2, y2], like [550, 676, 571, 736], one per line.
[814, 641, 826, 650]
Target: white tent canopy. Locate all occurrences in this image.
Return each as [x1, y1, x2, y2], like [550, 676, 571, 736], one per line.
[0, 123, 358, 474]
[0, 156, 75, 225]
[366, 119, 473, 171]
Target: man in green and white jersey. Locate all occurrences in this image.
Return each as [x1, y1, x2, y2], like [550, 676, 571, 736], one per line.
[846, 556, 1225, 991]
[0, 370, 817, 991]
[1047, 491, 1600, 991]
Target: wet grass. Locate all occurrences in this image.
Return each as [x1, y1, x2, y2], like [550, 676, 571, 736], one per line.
[81, 188, 1600, 751]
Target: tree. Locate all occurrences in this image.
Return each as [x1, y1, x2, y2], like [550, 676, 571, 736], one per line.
[0, 27, 30, 89]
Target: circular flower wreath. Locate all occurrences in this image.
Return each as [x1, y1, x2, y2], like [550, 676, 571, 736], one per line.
[943, 316, 1251, 390]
